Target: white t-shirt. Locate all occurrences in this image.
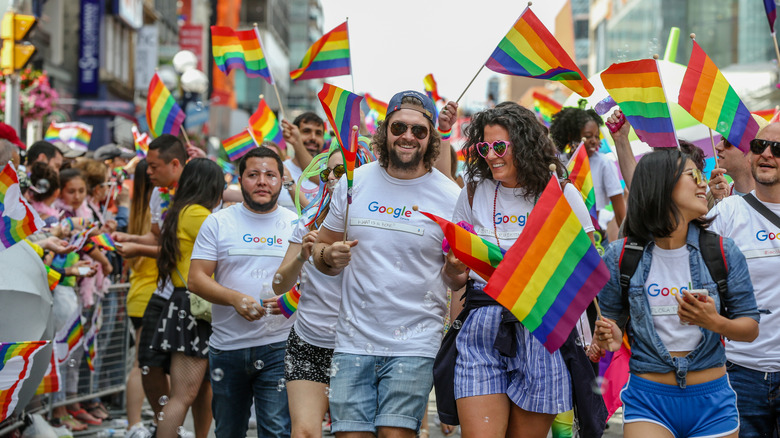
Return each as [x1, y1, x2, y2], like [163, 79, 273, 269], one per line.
[191, 203, 298, 351]
[321, 162, 461, 358]
[284, 158, 319, 203]
[289, 220, 343, 349]
[708, 192, 780, 372]
[644, 245, 702, 352]
[452, 179, 596, 283]
[589, 152, 623, 211]
[150, 187, 174, 300]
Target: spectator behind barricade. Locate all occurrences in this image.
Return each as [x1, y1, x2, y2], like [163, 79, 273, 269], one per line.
[27, 162, 61, 226]
[26, 140, 64, 173]
[281, 111, 325, 200]
[74, 159, 116, 233]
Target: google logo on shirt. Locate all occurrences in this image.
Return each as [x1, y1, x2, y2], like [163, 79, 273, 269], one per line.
[494, 212, 527, 226]
[646, 282, 693, 297]
[242, 234, 283, 246]
[368, 201, 412, 219]
[756, 230, 779, 241]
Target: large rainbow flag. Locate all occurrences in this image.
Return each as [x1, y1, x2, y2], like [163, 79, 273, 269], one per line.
[419, 211, 506, 282]
[1, 163, 43, 249]
[532, 92, 563, 127]
[601, 59, 679, 148]
[44, 122, 92, 152]
[131, 125, 150, 158]
[249, 98, 286, 150]
[223, 129, 258, 161]
[566, 142, 598, 228]
[0, 341, 49, 422]
[58, 310, 84, 359]
[423, 74, 442, 102]
[318, 83, 363, 203]
[678, 41, 760, 154]
[290, 21, 351, 82]
[485, 6, 593, 97]
[146, 72, 186, 138]
[364, 93, 388, 121]
[484, 175, 609, 352]
[211, 26, 274, 84]
[34, 345, 63, 395]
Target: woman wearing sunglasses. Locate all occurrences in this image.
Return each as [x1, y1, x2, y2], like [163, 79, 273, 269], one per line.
[594, 148, 758, 438]
[442, 103, 597, 438]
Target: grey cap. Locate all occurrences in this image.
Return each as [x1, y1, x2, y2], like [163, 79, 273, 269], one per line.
[51, 140, 86, 158]
[94, 143, 135, 161]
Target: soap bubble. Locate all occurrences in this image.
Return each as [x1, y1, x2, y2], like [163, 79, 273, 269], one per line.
[276, 378, 286, 392]
[157, 412, 165, 421]
[591, 376, 606, 395]
[178, 310, 187, 319]
[141, 366, 150, 375]
[365, 343, 375, 354]
[273, 273, 283, 284]
[68, 358, 77, 367]
[159, 395, 169, 406]
[423, 291, 435, 308]
[211, 368, 224, 381]
[452, 320, 463, 330]
[393, 326, 410, 341]
[325, 386, 332, 398]
[415, 322, 428, 334]
[360, 300, 367, 309]
[254, 360, 264, 370]
[717, 121, 730, 133]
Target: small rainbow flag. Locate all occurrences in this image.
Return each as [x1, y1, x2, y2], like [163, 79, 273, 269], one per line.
[277, 285, 301, 319]
[146, 72, 186, 138]
[90, 233, 117, 251]
[318, 83, 363, 203]
[566, 142, 598, 228]
[59, 310, 84, 356]
[423, 74, 442, 102]
[419, 211, 506, 282]
[678, 41, 760, 154]
[211, 25, 274, 84]
[290, 21, 351, 82]
[532, 92, 563, 127]
[364, 93, 388, 121]
[601, 59, 679, 148]
[0, 341, 49, 422]
[44, 122, 92, 152]
[765, 0, 777, 34]
[222, 129, 257, 161]
[1, 163, 43, 250]
[131, 125, 150, 158]
[485, 6, 593, 97]
[35, 345, 63, 395]
[484, 175, 610, 353]
[83, 323, 97, 372]
[249, 98, 286, 150]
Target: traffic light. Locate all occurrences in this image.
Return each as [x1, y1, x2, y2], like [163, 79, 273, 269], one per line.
[0, 12, 36, 75]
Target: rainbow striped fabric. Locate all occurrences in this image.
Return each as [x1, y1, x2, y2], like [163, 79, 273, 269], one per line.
[601, 59, 679, 148]
[35, 344, 63, 395]
[60, 217, 89, 232]
[532, 92, 563, 127]
[484, 176, 609, 353]
[765, 0, 777, 33]
[249, 98, 286, 150]
[44, 122, 92, 152]
[753, 108, 778, 121]
[678, 41, 760, 154]
[277, 285, 301, 318]
[0, 341, 49, 422]
[211, 26, 274, 84]
[423, 74, 442, 102]
[83, 324, 97, 372]
[290, 21, 351, 81]
[131, 125, 150, 158]
[1, 163, 42, 249]
[318, 83, 363, 203]
[90, 233, 117, 251]
[485, 6, 593, 97]
[419, 211, 506, 282]
[566, 142, 598, 228]
[222, 129, 257, 161]
[60, 310, 84, 355]
[146, 72, 186, 138]
[364, 93, 388, 121]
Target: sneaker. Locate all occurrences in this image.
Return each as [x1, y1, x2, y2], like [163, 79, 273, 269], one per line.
[126, 423, 152, 438]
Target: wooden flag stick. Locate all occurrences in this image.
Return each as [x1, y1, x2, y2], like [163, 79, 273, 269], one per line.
[456, 64, 485, 104]
[592, 297, 603, 321]
[272, 83, 287, 121]
[709, 128, 720, 168]
[773, 32, 780, 69]
[180, 128, 192, 148]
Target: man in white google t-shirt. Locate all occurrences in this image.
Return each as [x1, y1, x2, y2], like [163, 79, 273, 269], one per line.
[708, 123, 780, 438]
[188, 147, 297, 438]
[313, 90, 461, 437]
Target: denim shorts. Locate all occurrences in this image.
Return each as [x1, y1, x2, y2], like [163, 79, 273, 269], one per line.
[621, 374, 739, 438]
[328, 353, 433, 433]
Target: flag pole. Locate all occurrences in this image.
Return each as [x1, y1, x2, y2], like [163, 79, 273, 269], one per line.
[342, 125, 359, 243]
[180, 128, 193, 148]
[456, 64, 485, 104]
[708, 128, 720, 168]
[773, 32, 780, 68]
[346, 17, 355, 93]
[272, 84, 287, 121]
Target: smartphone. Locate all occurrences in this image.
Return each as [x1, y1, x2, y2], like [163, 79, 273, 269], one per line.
[115, 242, 123, 248]
[687, 289, 709, 303]
[77, 267, 91, 276]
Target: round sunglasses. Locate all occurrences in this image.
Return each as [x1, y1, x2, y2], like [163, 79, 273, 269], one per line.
[389, 121, 429, 140]
[476, 140, 510, 158]
[320, 164, 346, 182]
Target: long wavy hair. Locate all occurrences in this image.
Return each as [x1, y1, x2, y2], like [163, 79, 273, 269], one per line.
[372, 96, 440, 172]
[464, 102, 564, 200]
[157, 158, 223, 288]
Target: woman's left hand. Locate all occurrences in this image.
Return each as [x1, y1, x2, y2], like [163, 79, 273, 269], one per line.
[300, 230, 318, 261]
[676, 290, 720, 330]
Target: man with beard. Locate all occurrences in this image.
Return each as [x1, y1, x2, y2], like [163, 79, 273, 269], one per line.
[312, 90, 461, 437]
[188, 147, 297, 438]
[708, 123, 780, 438]
[281, 112, 326, 201]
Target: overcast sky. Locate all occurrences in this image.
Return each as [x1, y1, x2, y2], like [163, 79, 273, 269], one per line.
[319, 0, 566, 110]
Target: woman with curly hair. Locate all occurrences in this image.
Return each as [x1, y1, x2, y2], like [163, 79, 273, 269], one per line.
[442, 102, 598, 438]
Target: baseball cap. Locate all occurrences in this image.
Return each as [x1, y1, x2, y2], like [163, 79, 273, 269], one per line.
[94, 144, 135, 161]
[385, 90, 437, 125]
[0, 122, 25, 149]
[52, 140, 86, 158]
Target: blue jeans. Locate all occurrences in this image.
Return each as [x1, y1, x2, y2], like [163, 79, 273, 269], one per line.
[209, 341, 290, 438]
[727, 361, 780, 438]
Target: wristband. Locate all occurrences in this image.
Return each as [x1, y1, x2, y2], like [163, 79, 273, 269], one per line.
[320, 246, 333, 269]
[438, 127, 452, 140]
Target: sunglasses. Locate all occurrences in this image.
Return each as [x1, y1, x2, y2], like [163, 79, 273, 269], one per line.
[476, 140, 510, 158]
[389, 121, 429, 140]
[683, 168, 707, 185]
[320, 164, 345, 182]
[750, 139, 780, 157]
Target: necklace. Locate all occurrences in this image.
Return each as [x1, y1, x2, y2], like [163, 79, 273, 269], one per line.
[493, 181, 501, 249]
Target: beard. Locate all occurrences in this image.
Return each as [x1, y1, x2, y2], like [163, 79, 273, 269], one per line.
[242, 186, 281, 212]
[752, 163, 780, 186]
[388, 140, 423, 171]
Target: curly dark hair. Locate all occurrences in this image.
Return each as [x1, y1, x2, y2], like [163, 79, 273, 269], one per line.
[464, 102, 564, 200]
[372, 96, 440, 172]
[549, 107, 603, 154]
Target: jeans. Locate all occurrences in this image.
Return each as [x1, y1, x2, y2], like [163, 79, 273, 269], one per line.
[209, 341, 290, 438]
[726, 361, 780, 438]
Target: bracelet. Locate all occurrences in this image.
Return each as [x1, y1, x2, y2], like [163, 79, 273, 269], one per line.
[295, 252, 306, 262]
[438, 126, 452, 140]
[320, 246, 333, 269]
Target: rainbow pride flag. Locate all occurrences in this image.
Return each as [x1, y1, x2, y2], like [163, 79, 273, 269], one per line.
[318, 83, 363, 203]
[1, 163, 43, 249]
[485, 6, 593, 97]
[211, 26, 274, 84]
[58, 310, 84, 357]
[364, 93, 388, 121]
[146, 72, 186, 138]
[484, 175, 609, 352]
[290, 21, 350, 81]
[532, 92, 563, 127]
[249, 98, 286, 150]
[765, 0, 777, 33]
[90, 233, 117, 251]
[601, 59, 679, 148]
[83, 323, 97, 372]
[423, 74, 442, 102]
[277, 285, 301, 318]
[0, 341, 49, 422]
[419, 211, 506, 282]
[566, 142, 598, 228]
[132, 125, 150, 158]
[753, 108, 778, 121]
[44, 122, 92, 152]
[35, 344, 64, 395]
[223, 129, 257, 161]
[678, 41, 760, 154]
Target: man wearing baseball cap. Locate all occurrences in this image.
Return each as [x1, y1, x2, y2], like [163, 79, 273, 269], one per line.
[312, 90, 460, 437]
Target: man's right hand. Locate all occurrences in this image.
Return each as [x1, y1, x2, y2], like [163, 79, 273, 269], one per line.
[233, 293, 265, 322]
[324, 240, 358, 269]
[709, 168, 729, 202]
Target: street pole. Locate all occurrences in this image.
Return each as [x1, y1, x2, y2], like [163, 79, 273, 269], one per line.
[5, 73, 19, 134]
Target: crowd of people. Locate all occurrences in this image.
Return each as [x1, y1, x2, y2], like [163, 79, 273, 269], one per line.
[3, 86, 780, 438]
